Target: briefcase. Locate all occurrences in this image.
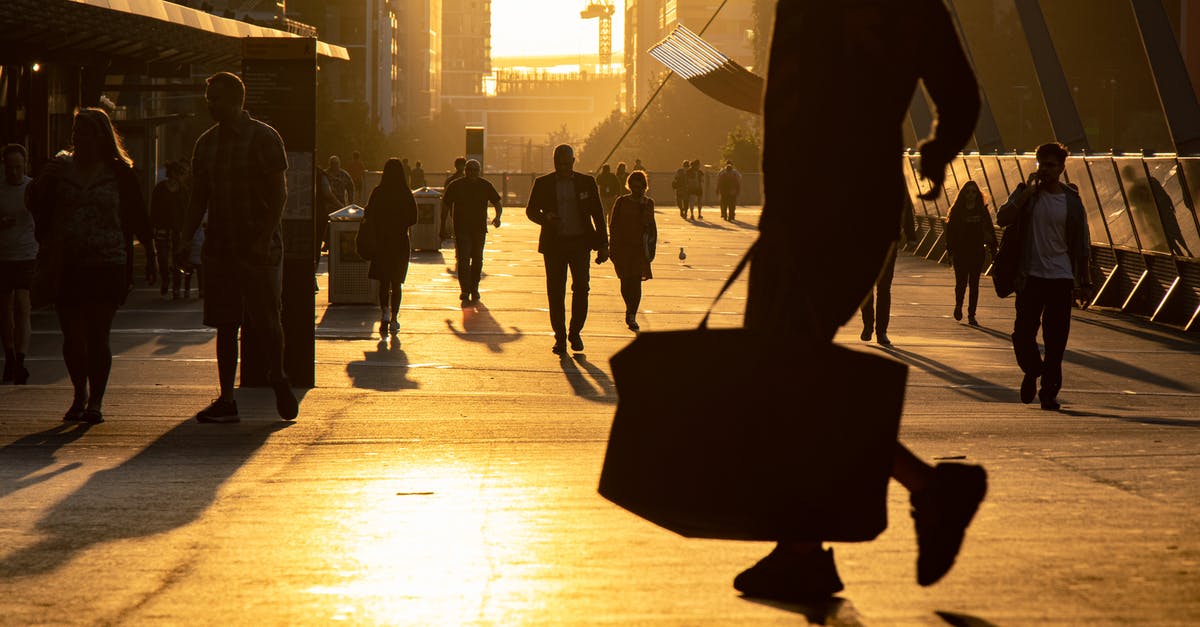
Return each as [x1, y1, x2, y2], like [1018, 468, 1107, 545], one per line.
[598, 248, 907, 542]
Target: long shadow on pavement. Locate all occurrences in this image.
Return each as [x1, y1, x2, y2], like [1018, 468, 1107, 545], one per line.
[0, 424, 91, 500]
[873, 345, 1013, 403]
[1072, 313, 1200, 352]
[0, 419, 292, 578]
[346, 338, 418, 391]
[741, 596, 863, 624]
[445, 301, 522, 353]
[557, 353, 616, 404]
[965, 323, 1195, 392]
[1057, 408, 1200, 429]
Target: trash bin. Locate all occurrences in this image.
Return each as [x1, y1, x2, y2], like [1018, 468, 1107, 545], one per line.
[326, 204, 378, 304]
[411, 187, 444, 251]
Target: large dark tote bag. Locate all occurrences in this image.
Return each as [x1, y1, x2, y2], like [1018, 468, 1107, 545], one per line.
[598, 245, 908, 542]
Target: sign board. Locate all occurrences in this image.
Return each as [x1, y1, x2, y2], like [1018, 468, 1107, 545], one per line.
[243, 37, 317, 388]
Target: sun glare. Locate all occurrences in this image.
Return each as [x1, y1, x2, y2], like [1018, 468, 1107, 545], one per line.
[491, 0, 625, 60]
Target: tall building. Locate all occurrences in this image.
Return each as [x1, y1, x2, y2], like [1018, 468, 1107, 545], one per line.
[399, 0, 442, 130]
[442, 0, 492, 98]
[624, 0, 756, 113]
[288, 0, 439, 135]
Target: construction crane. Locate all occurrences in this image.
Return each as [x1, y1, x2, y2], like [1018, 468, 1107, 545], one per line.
[580, 0, 616, 67]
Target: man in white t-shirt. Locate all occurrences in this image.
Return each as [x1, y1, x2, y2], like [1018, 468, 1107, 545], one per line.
[997, 142, 1092, 410]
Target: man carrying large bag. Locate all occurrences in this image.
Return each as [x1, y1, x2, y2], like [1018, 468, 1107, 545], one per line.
[600, 0, 989, 603]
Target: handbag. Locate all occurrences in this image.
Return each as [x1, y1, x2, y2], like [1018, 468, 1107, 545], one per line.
[598, 245, 908, 542]
[355, 214, 377, 261]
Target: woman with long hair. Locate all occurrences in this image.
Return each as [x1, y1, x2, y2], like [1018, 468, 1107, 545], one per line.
[945, 181, 997, 325]
[364, 158, 418, 336]
[607, 170, 657, 331]
[27, 107, 156, 424]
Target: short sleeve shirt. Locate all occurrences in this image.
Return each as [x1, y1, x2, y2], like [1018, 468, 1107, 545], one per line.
[443, 177, 500, 233]
[1028, 192, 1073, 280]
[191, 111, 288, 257]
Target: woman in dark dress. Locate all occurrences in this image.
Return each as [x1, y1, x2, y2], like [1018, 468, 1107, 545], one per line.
[27, 107, 156, 424]
[607, 170, 656, 331]
[363, 158, 418, 336]
[945, 181, 997, 325]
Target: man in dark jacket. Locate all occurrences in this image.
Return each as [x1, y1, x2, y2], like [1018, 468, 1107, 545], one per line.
[996, 141, 1091, 411]
[525, 144, 608, 354]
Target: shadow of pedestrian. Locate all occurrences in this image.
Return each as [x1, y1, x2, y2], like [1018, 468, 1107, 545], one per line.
[345, 339, 418, 391]
[877, 345, 1014, 403]
[410, 250, 448, 265]
[936, 610, 1002, 626]
[445, 301, 522, 353]
[0, 424, 91, 500]
[0, 419, 291, 578]
[557, 353, 616, 404]
[965, 321, 1195, 392]
[686, 218, 733, 231]
[1071, 314, 1200, 351]
[1056, 408, 1200, 429]
[741, 595, 860, 624]
[151, 330, 214, 356]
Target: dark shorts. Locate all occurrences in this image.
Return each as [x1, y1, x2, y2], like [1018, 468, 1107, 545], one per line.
[202, 254, 282, 328]
[0, 259, 37, 291]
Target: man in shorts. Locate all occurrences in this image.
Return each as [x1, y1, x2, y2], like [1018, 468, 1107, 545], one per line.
[182, 71, 298, 423]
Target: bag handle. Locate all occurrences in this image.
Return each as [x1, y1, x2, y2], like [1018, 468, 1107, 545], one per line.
[698, 240, 757, 330]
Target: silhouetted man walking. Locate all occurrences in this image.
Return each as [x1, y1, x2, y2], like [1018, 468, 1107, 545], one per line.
[525, 144, 608, 354]
[183, 71, 298, 424]
[997, 142, 1091, 411]
[442, 159, 502, 304]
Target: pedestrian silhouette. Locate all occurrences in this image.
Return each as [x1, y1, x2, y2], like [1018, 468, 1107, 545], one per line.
[946, 181, 997, 325]
[607, 171, 657, 332]
[363, 158, 418, 337]
[736, 0, 988, 601]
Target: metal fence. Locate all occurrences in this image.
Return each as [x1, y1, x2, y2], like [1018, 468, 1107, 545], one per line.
[904, 153, 1200, 331]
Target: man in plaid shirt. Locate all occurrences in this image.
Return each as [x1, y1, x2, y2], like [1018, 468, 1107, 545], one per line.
[182, 71, 299, 424]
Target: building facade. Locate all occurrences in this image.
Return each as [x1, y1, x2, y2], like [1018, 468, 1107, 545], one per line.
[442, 0, 492, 99]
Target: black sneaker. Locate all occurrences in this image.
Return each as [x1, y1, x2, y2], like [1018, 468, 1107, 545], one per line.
[272, 378, 299, 420]
[80, 408, 104, 425]
[196, 398, 240, 423]
[912, 463, 988, 586]
[734, 547, 844, 602]
[568, 334, 584, 352]
[860, 327, 871, 342]
[551, 339, 567, 355]
[1020, 374, 1038, 404]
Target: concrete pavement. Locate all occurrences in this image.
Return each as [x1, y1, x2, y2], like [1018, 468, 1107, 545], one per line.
[1, 207, 1198, 625]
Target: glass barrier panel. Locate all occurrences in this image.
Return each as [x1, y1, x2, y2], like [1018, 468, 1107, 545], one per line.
[950, 157, 971, 192]
[903, 156, 933, 216]
[1016, 155, 1038, 182]
[1087, 157, 1138, 249]
[981, 156, 1011, 207]
[1114, 158, 1169, 254]
[940, 160, 962, 218]
[1158, 158, 1200, 258]
[1000, 157, 1024, 200]
[1064, 158, 1109, 245]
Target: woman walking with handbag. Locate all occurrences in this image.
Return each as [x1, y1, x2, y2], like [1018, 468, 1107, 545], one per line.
[945, 181, 997, 325]
[608, 171, 657, 331]
[26, 108, 156, 424]
[362, 158, 418, 337]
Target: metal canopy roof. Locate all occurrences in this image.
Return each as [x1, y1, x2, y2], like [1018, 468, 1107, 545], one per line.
[0, 0, 349, 67]
[649, 25, 764, 115]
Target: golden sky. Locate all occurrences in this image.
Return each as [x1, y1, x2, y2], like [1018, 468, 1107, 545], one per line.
[490, 0, 625, 59]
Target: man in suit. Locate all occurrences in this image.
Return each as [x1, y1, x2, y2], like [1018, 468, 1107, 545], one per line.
[525, 144, 609, 354]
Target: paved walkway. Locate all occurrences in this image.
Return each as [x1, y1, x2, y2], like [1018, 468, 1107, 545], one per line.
[1, 207, 1198, 625]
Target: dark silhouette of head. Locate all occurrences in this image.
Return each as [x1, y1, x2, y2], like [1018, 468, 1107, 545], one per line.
[380, 158, 408, 189]
[73, 107, 132, 167]
[553, 144, 575, 176]
[601, 164, 611, 174]
[948, 180, 983, 222]
[626, 170, 648, 194]
[3, 143, 27, 184]
[1035, 142, 1069, 163]
[205, 72, 244, 125]
[465, 159, 481, 179]
[454, 157, 466, 172]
